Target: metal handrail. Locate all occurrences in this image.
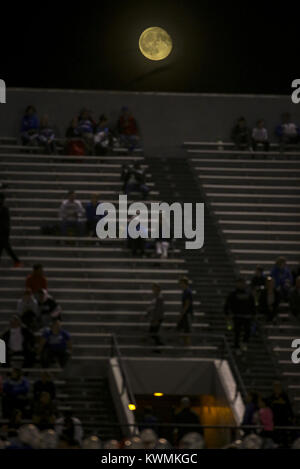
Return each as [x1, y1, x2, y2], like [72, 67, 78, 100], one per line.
[110, 333, 137, 409]
[0, 419, 298, 431]
[222, 335, 248, 401]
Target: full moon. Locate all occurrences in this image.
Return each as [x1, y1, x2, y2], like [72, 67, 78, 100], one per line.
[139, 27, 172, 61]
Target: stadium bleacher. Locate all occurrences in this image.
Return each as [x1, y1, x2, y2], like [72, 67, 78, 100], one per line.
[186, 141, 300, 417]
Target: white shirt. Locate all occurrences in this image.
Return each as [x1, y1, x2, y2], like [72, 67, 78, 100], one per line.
[9, 327, 23, 352]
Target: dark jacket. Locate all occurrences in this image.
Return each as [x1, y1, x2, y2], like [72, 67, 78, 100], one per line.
[147, 295, 164, 324]
[224, 288, 256, 318]
[121, 165, 146, 186]
[174, 408, 202, 440]
[0, 205, 10, 239]
[33, 379, 56, 401]
[259, 289, 280, 318]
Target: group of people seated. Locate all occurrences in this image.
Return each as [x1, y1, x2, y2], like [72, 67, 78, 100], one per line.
[231, 113, 300, 151]
[0, 369, 84, 448]
[21, 107, 57, 154]
[20, 105, 141, 156]
[251, 256, 300, 320]
[242, 381, 295, 447]
[1, 264, 72, 370]
[224, 256, 300, 354]
[44, 179, 173, 259]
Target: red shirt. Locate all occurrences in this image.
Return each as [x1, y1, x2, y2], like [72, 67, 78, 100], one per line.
[118, 116, 138, 136]
[259, 407, 274, 432]
[25, 274, 48, 293]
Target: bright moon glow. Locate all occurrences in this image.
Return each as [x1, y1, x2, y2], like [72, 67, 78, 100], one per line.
[139, 27, 172, 61]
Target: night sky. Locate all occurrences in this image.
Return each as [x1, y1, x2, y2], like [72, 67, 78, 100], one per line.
[2, 1, 298, 94]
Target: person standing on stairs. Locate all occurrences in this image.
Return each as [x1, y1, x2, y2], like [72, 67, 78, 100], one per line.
[177, 277, 193, 347]
[146, 283, 165, 346]
[224, 278, 256, 354]
[0, 193, 22, 268]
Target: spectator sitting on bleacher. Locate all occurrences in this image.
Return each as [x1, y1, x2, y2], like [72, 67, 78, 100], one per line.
[26, 264, 48, 294]
[33, 371, 56, 401]
[37, 289, 62, 327]
[32, 391, 57, 430]
[127, 213, 146, 257]
[94, 114, 113, 156]
[2, 368, 30, 419]
[55, 410, 83, 446]
[242, 391, 259, 431]
[289, 276, 300, 319]
[254, 396, 274, 439]
[59, 190, 85, 238]
[21, 105, 39, 146]
[224, 277, 256, 353]
[258, 276, 280, 323]
[231, 117, 251, 150]
[2, 315, 36, 368]
[251, 119, 269, 152]
[270, 256, 293, 301]
[173, 397, 202, 443]
[39, 319, 72, 368]
[155, 212, 172, 259]
[122, 162, 149, 198]
[17, 289, 38, 330]
[117, 106, 140, 151]
[65, 117, 86, 156]
[38, 115, 56, 155]
[85, 193, 101, 236]
[276, 112, 300, 148]
[139, 406, 159, 433]
[251, 265, 266, 289]
[77, 108, 95, 155]
[4, 408, 23, 439]
[269, 381, 294, 430]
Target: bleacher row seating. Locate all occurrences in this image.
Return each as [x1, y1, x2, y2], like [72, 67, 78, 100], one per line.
[186, 140, 300, 417]
[0, 139, 215, 436]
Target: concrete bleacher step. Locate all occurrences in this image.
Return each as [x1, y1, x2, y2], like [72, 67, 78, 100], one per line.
[1, 144, 208, 435]
[188, 148, 300, 412]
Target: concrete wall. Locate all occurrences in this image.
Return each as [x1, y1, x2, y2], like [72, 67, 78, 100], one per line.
[1, 87, 299, 157]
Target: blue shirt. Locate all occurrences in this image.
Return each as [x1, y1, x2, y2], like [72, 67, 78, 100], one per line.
[21, 115, 39, 133]
[43, 328, 70, 352]
[85, 201, 102, 223]
[3, 377, 29, 397]
[182, 288, 193, 315]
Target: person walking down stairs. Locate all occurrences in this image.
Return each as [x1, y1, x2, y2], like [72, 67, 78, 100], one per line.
[0, 193, 22, 268]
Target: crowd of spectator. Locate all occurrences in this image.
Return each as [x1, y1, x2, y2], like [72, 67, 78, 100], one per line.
[21, 105, 141, 156]
[224, 256, 300, 355]
[1, 106, 300, 449]
[231, 113, 300, 151]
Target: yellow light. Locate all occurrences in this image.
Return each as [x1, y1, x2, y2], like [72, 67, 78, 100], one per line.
[153, 392, 164, 397]
[128, 404, 136, 411]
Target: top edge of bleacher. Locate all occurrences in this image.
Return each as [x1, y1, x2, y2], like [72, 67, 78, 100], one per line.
[182, 140, 300, 157]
